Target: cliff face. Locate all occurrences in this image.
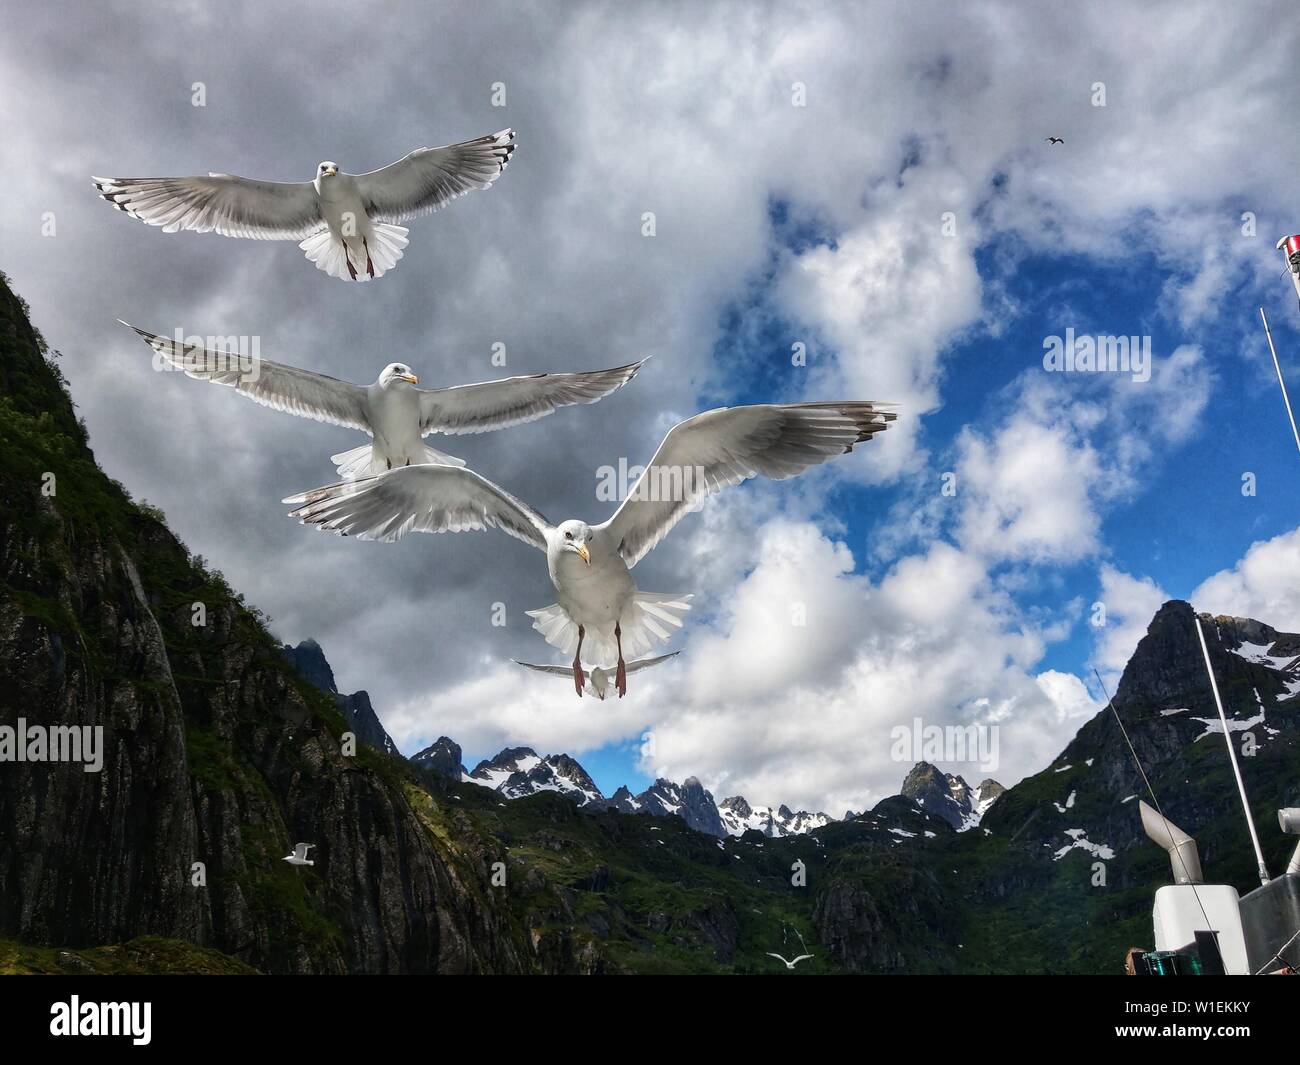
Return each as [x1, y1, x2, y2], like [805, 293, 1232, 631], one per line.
[0, 274, 571, 974]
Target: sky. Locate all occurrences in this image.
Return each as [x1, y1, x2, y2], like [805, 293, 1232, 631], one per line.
[3, 0, 1300, 816]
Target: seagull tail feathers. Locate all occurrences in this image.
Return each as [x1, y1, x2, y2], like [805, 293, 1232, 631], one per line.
[330, 442, 465, 479]
[366, 223, 409, 277]
[525, 592, 692, 665]
[298, 223, 409, 282]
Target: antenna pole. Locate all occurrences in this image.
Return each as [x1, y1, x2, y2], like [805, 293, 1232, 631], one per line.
[1259, 307, 1300, 461]
[1194, 615, 1270, 886]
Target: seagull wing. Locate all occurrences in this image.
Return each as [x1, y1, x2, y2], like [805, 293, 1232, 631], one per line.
[285, 464, 551, 550]
[513, 661, 574, 678]
[355, 129, 515, 224]
[598, 402, 895, 568]
[791, 955, 814, 965]
[624, 651, 681, 675]
[417, 358, 647, 436]
[92, 173, 322, 239]
[765, 953, 790, 965]
[122, 322, 370, 432]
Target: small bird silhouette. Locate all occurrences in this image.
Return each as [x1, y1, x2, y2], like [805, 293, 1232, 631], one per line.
[1046, 136, 1064, 145]
[283, 843, 315, 866]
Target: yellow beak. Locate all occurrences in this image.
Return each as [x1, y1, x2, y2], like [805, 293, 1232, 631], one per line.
[576, 544, 591, 565]
[399, 373, 419, 385]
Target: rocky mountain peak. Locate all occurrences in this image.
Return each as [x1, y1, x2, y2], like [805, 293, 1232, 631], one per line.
[281, 639, 397, 756]
[411, 736, 465, 780]
[900, 761, 1003, 831]
[719, 795, 752, 818]
[468, 747, 603, 806]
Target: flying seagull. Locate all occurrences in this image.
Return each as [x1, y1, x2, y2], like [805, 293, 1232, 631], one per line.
[515, 652, 680, 700]
[121, 321, 646, 476]
[284, 402, 895, 696]
[1045, 136, 1064, 145]
[93, 129, 515, 281]
[767, 926, 814, 969]
[283, 843, 315, 867]
[765, 950, 814, 969]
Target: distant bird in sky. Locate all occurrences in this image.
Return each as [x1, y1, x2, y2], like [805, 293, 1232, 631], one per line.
[283, 843, 315, 867]
[285, 402, 895, 697]
[1045, 136, 1064, 145]
[93, 129, 515, 281]
[515, 652, 680, 699]
[121, 321, 645, 477]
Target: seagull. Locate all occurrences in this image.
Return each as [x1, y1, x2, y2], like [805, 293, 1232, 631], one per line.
[284, 402, 895, 696]
[1045, 136, 1064, 145]
[515, 652, 680, 700]
[93, 129, 515, 281]
[765, 951, 814, 969]
[121, 321, 645, 477]
[283, 843, 315, 867]
[767, 926, 814, 968]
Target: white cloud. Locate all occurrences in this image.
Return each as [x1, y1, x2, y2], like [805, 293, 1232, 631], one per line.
[639, 529, 1091, 814]
[1192, 527, 1300, 631]
[1092, 564, 1170, 689]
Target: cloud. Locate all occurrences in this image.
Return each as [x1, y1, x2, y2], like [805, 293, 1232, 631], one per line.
[1192, 527, 1300, 631]
[639, 528, 1092, 814]
[1092, 564, 1170, 687]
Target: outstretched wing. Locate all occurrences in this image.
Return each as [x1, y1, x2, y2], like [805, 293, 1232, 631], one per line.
[599, 402, 896, 568]
[512, 661, 574, 678]
[355, 129, 515, 224]
[92, 173, 322, 239]
[625, 651, 681, 675]
[122, 321, 370, 432]
[284, 464, 550, 550]
[418, 358, 647, 436]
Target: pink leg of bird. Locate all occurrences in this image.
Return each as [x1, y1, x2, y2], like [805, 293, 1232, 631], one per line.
[572, 625, 586, 697]
[615, 623, 627, 698]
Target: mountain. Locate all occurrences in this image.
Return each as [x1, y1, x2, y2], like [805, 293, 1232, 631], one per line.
[898, 762, 1004, 831]
[718, 795, 833, 837]
[411, 736, 466, 780]
[281, 639, 398, 757]
[467, 747, 604, 806]
[455, 744, 832, 840]
[610, 776, 727, 836]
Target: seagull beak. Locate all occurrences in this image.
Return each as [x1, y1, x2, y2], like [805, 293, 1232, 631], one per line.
[399, 373, 419, 385]
[576, 544, 591, 566]
[325, 166, 338, 176]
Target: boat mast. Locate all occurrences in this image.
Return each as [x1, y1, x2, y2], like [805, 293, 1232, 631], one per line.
[1193, 615, 1270, 887]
